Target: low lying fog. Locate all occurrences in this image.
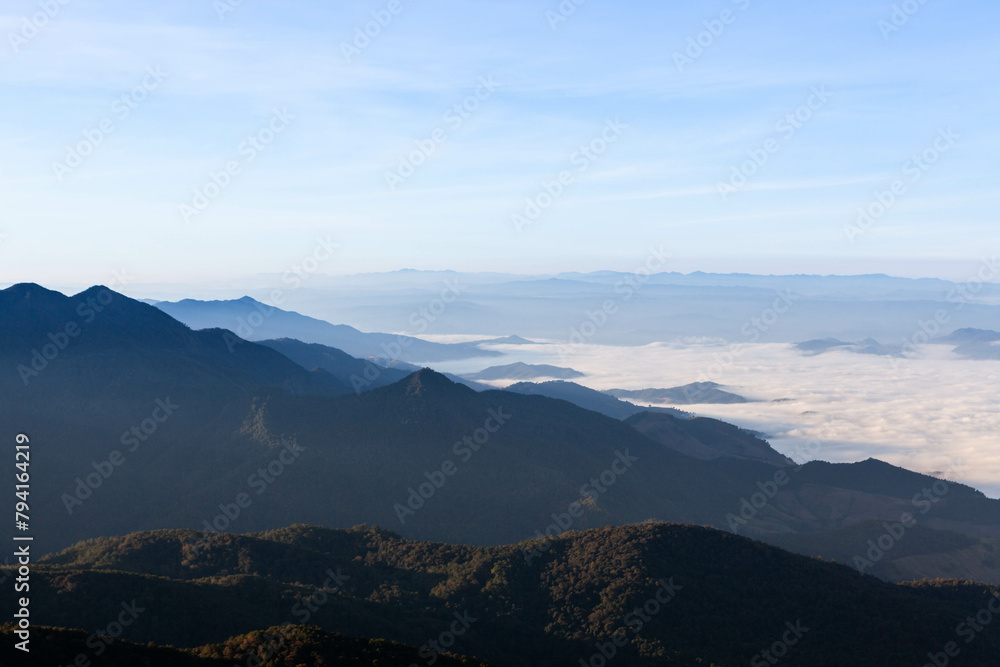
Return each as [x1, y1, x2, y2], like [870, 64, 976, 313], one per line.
[421, 339, 1000, 499]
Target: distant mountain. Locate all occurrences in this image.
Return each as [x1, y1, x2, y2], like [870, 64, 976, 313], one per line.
[794, 338, 903, 357]
[155, 296, 501, 363]
[606, 382, 751, 405]
[505, 380, 688, 420]
[625, 412, 792, 466]
[258, 338, 410, 392]
[942, 328, 1000, 360]
[943, 328, 1000, 344]
[473, 335, 536, 345]
[464, 362, 583, 381]
[767, 521, 1000, 585]
[9, 523, 1000, 666]
[288, 270, 1000, 345]
[5, 283, 1000, 588]
[0, 283, 350, 398]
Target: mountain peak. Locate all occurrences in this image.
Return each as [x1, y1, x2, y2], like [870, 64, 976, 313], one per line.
[1, 282, 66, 303]
[402, 368, 462, 396]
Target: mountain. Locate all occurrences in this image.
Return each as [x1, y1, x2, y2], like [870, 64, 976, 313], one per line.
[463, 362, 584, 381]
[155, 296, 501, 363]
[625, 412, 792, 466]
[943, 328, 1000, 344]
[291, 270, 1000, 346]
[505, 380, 689, 420]
[794, 338, 903, 357]
[943, 328, 1000, 360]
[767, 521, 1000, 584]
[258, 337, 411, 392]
[0, 283, 350, 398]
[0, 625, 490, 667]
[473, 335, 536, 345]
[7, 523, 1000, 666]
[5, 283, 1000, 588]
[606, 382, 751, 405]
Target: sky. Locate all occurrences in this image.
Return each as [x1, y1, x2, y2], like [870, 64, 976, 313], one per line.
[1, 0, 998, 289]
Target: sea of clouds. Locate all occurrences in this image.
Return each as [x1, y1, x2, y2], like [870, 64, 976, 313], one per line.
[423, 339, 1000, 499]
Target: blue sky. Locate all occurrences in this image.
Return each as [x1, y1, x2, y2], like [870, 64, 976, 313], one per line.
[1, 0, 998, 289]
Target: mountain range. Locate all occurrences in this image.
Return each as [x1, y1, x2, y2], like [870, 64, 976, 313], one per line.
[3, 283, 999, 593]
[943, 328, 1000, 360]
[241, 270, 1000, 345]
[463, 362, 584, 381]
[4, 523, 999, 666]
[605, 382, 752, 405]
[155, 296, 501, 363]
[3, 282, 1000, 664]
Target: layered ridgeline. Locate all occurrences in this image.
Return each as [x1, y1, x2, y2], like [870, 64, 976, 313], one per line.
[154, 294, 499, 363]
[2, 523, 999, 666]
[0, 624, 491, 667]
[2, 284, 999, 588]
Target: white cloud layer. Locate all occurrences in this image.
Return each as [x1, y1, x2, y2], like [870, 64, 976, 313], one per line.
[427, 341, 1000, 499]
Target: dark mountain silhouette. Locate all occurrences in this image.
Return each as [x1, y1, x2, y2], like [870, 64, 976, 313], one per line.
[258, 337, 411, 392]
[607, 381, 751, 405]
[155, 296, 501, 362]
[3, 283, 1000, 589]
[6, 523, 999, 666]
[625, 411, 792, 466]
[506, 380, 688, 420]
[463, 362, 583, 381]
[0, 624, 490, 667]
[0, 283, 350, 397]
[768, 521, 1000, 584]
